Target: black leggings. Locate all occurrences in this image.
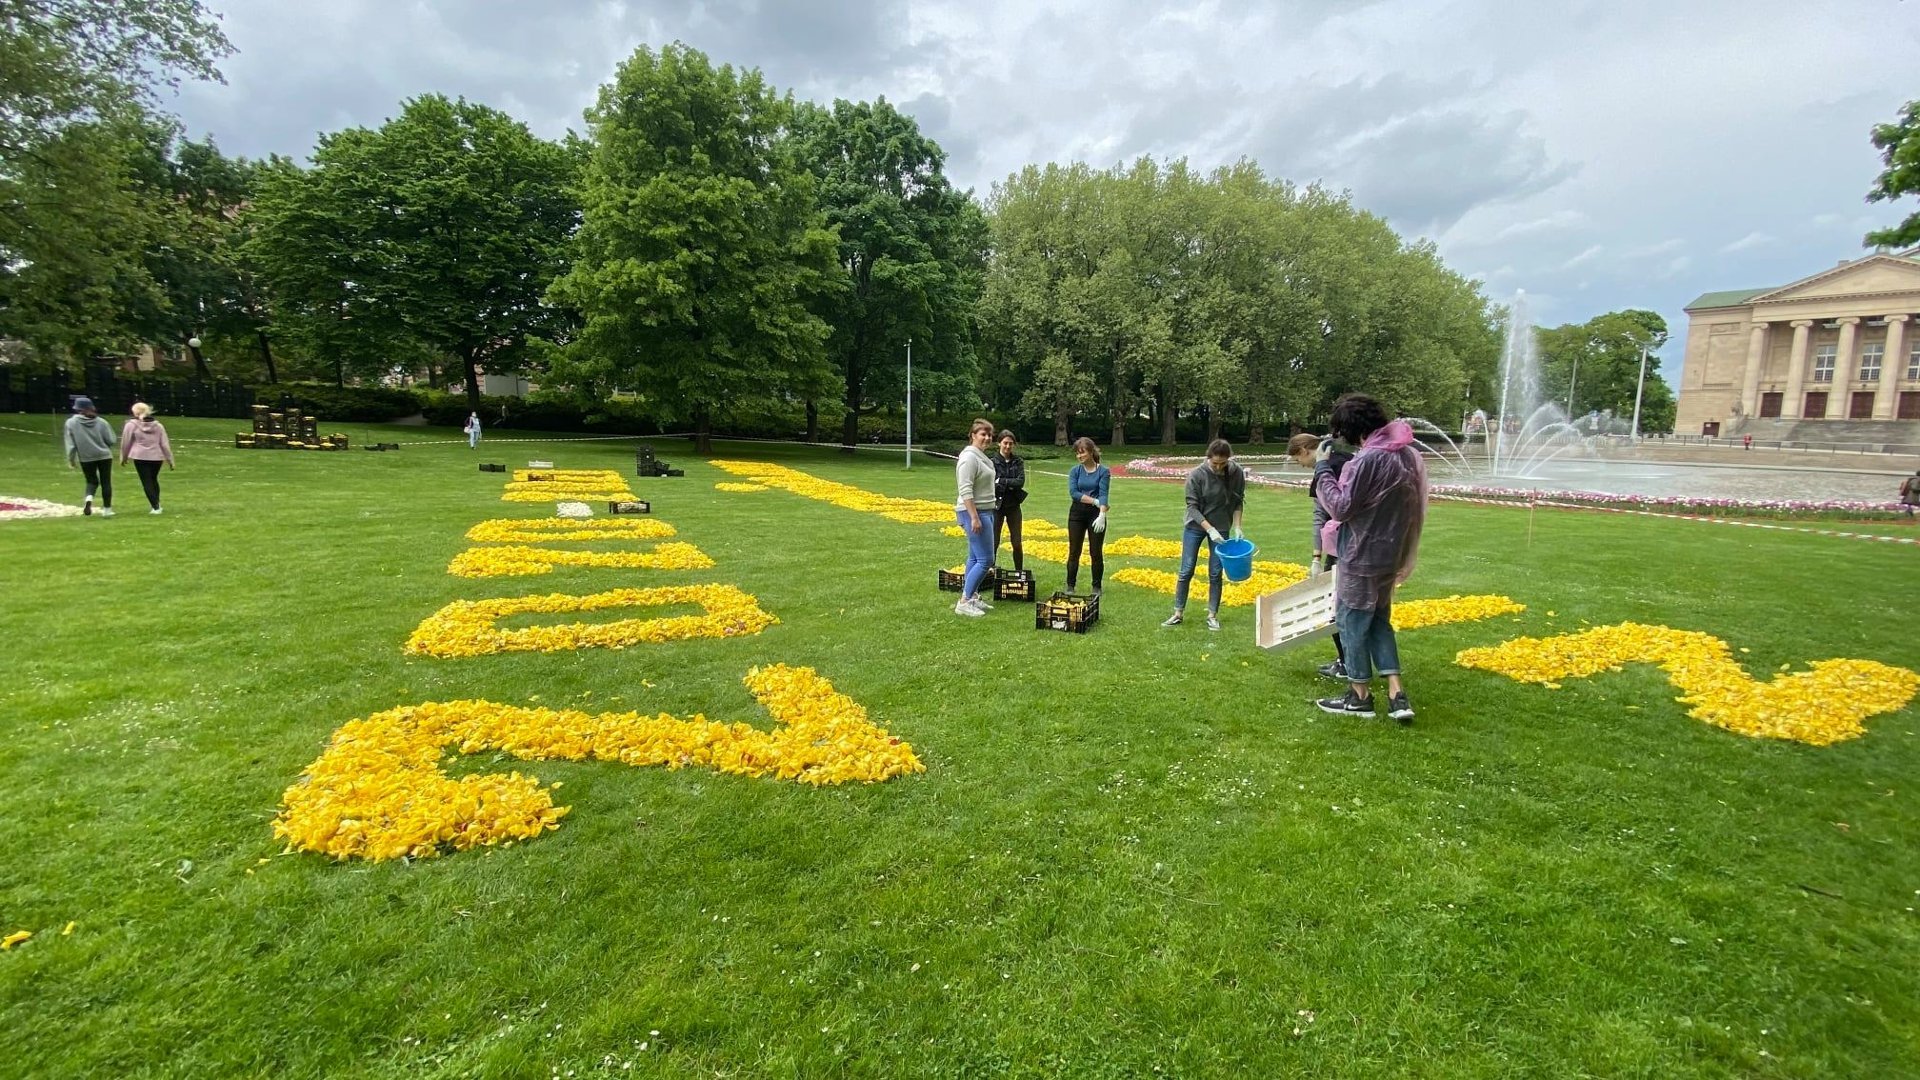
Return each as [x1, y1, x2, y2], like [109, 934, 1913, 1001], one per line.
[994, 498, 1024, 570]
[1066, 501, 1104, 590]
[80, 458, 112, 507]
[134, 459, 164, 509]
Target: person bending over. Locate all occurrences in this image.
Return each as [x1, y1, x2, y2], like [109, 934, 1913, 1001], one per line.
[1163, 439, 1245, 632]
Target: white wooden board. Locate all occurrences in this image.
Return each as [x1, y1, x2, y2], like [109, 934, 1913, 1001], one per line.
[1254, 569, 1338, 650]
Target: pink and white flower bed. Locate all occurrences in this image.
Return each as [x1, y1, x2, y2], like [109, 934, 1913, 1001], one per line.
[0, 496, 83, 521]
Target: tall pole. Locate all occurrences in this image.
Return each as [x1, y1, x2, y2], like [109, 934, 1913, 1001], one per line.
[904, 338, 913, 470]
[1629, 343, 1649, 442]
[1566, 354, 1580, 417]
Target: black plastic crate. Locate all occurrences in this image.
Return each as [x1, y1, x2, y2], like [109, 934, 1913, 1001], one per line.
[993, 567, 1036, 603]
[609, 499, 652, 514]
[1035, 590, 1099, 633]
[479, 463, 505, 472]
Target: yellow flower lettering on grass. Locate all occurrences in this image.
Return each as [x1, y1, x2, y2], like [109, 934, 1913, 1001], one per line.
[1455, 621, 1919, 745]
[513, 469, 624, 483]
[1395, 595, 1527, 630]
[404, 584, 776, 658]
[502, 485, 637, 503]
[447, 543, 715, 578]
[712, 460, 952, 524]
[1109, 564, 1311, 607]
[1, 930, 30, 950]
[465, 518, 676, 544]
[714, 482, 769, 492]
[274, 664, 924, 861]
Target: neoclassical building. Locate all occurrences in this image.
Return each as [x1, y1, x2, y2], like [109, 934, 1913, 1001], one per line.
[1676, 249, 1920, 436]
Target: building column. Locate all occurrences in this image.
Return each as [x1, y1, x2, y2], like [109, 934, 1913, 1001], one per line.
[1738, 322, 1769, 417]
[1780, 319, 1815, 419]
[1876, 315, 1909, 419]
[1831, 317, 1862, 417]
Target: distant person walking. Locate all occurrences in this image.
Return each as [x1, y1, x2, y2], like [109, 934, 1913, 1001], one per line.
[465, 412, 483, 448]
[1314, 394, 1428, 723]
[953, 418, 999, 616]
[119, 403, 176, 514]
[1163, 439, 1245, 632]
[62, 397, 118, 517]
[1065, 437, 1110, 594]
[992, 430, 1027, 572]
[1902, 469, 1920, 517]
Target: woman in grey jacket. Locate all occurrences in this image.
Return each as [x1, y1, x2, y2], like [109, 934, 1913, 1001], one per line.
[62, 396, 118, 517]
[952, 418, 999, 616]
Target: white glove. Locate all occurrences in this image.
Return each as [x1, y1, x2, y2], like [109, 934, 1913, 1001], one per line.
[1091, 510, 1107, 534]
[1205, 524, 1224, 544]
[1313, 437, 1332, 465]
[1309, 555, 1323, 579]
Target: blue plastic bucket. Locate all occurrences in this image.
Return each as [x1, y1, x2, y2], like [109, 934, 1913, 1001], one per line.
[1216, 537, 1257, 582]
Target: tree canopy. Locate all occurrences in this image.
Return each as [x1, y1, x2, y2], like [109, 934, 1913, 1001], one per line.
[249, 94, 579, 401]
[1865, 98, 1920, 249]
[546, 44, 838, 451]
[1535, 309, 1675, 433]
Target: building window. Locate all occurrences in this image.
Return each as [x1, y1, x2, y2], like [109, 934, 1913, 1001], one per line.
[1910, 341, 1920, 382]
[1859, 342, 1883, 383]
[1811, 344, 1836, 383]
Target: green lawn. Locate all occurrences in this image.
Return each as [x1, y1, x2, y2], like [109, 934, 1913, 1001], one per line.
[1, 416, 1916, 1078]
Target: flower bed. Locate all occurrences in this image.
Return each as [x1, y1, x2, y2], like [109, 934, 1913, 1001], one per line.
[465, 518, 677, 543]
[712, 460, 953, 524]
[0, 496, 82, 521]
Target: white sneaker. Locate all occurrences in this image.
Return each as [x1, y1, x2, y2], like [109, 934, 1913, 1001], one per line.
[99, 507, 115, 518]
[972, 596, 994, 611]
[954, 598, 985, 617]
[150, 508, 163, 515]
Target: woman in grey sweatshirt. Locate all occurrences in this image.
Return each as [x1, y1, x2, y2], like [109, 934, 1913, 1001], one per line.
[62, 396, 118, 516]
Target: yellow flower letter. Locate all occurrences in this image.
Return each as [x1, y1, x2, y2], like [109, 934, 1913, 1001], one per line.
[1455, 622, 1919, 745]
[404, 584, 777, 658]
[275, 665, 924, 861]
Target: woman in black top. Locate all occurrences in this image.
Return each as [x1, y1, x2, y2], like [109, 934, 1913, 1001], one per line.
[991, 430, 1026, 571]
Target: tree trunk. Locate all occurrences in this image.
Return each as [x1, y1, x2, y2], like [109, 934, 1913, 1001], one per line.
[255, 331, 277, 383]
[805, 398, 819, 443]
[1207, 406, 1223, 443]
[694, 405, 712, 455]
[841, 363, 862, 452]
[334, 355, 345, 388]
[1248, 409, 1265, 444]
[1158, 381, 1177, 445]
[1053, 402, 1071, 446]
[461, 350, 483, 410]
[1111, 418, 1127, 446]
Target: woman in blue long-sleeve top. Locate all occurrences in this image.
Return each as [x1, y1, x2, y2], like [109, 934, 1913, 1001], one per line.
[1065, 436, 1110, 594]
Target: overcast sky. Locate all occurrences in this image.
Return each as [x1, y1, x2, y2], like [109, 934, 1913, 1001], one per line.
[170, 0, 1920, 377]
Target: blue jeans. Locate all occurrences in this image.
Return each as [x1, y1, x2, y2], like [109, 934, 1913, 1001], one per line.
[958, 509, 997, 599]
[1174, 524, 1223, 613]
[1334, 593, 1401, 683]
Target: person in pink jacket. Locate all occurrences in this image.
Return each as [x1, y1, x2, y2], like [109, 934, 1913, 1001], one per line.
[119, 402, 176, 514]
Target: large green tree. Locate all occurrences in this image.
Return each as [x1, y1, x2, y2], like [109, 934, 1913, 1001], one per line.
[0, 0, 231, 362]
[791, 97, 986, 448]
[547, 44, 838, 452]
[1865, 98, 1920, 249]
[1536, 309, 1674, 432]
[250, 95, 579, 402]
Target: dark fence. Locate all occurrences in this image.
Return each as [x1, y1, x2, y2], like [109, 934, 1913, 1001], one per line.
[0, 367, 254, 418]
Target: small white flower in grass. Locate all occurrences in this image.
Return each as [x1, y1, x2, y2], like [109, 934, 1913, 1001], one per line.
[910, 962, 921, 972]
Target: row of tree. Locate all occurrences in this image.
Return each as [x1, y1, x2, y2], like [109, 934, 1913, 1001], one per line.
[1, 4, 1679, 445]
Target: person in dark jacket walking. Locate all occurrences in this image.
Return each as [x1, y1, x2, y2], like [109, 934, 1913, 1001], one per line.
[1290, 431, 1354, 678]
[992, 430, 1027, 571]
[120, 402, 176, 514]
[1163, 439, 1246, 632]
[62, 397, 118, 517]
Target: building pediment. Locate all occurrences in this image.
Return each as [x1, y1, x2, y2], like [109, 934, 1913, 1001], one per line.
[1749, 254, 1920, 304]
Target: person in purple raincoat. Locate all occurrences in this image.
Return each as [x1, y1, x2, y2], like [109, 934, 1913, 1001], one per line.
[1313, 393, 1427, 724]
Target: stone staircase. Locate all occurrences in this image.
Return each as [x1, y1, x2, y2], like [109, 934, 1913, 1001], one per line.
[1730, 416, 1920, 453]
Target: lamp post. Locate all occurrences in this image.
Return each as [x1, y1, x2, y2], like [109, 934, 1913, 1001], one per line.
[1629, 343, 1649, 442]
[1565, 353, 1579, 416]
[904, 337, 913, 471]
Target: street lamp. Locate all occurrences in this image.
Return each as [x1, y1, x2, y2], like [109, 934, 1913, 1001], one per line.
[904, 337, 913, 471]
[1629, 343, 1649, 442]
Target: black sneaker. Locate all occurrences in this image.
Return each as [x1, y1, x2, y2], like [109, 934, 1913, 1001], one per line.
[1387, 692, 1414, 724]
[1316, 660, 1348, 682]
[1316, 689, 1375, 716]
